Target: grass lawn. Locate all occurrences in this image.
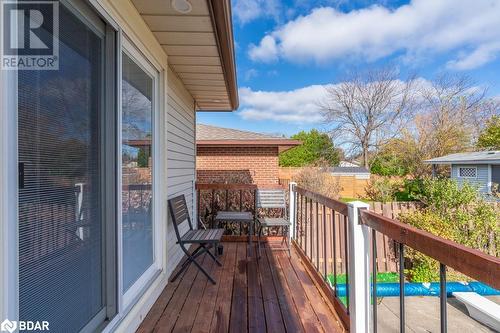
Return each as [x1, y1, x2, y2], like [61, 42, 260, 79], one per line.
[327, 272, 399, 306]
[327, 272, 398, 284]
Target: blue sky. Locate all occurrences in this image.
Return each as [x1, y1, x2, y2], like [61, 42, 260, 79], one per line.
[198, 0, 500, 137]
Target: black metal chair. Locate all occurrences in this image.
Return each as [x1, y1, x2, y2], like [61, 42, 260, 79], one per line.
[168, 195, 224, 284]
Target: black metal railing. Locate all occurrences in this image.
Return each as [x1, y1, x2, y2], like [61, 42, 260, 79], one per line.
[361, 210, 500, 333]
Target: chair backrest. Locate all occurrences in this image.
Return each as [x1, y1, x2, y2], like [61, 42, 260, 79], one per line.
[168, 195, 193, 241]
[256, 189, 287, 209]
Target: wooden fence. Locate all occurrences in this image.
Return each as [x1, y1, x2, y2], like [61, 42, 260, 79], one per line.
[278, 167, 370, 198]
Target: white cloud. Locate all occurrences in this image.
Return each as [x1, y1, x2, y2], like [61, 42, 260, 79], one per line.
[233, 0, 281, 25]
[248, 0, 500, 70]
[249, 36, 279, 62]
[238, 85, 329, 123]
[446, 42, 500, 70]
[243, 68, 259, 81]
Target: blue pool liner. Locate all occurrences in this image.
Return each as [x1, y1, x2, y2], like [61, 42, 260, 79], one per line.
[333, 281, 500, 297]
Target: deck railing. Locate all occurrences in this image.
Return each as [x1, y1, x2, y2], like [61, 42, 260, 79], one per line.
[288, 182, 500, 333]
[290, 184, 352, 328]
[360, 210, 500, 333]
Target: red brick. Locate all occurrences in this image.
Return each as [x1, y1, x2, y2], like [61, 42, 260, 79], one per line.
[196, 146, 279, 185]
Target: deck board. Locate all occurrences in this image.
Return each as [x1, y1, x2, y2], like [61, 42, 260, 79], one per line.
[276, 251, 323, 333]
[258, 246, 286, 333]
[247, 245, 266, 333]
[229, 243, 248, 333]
[153, 256, 207, 333]
[210, 242, 238, 333]
[288, 249, 343, 333]
[138, 242, 345, 333]
[173, 254, 215, 332]
[190, 244, 227, 333]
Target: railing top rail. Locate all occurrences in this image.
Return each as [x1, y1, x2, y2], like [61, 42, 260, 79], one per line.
[195, 183, 284, 190]
[360, 210, 500, 289]
[294, 186, 349, 216]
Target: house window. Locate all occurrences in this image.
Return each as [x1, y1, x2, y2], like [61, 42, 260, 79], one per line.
[458, 167, 477, 178]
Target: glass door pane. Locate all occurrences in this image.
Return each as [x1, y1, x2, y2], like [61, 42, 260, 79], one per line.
[18, 4, 106, 332]
[122, 52, 155, 292]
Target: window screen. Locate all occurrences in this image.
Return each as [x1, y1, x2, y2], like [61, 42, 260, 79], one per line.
[459, 167, 477, 178]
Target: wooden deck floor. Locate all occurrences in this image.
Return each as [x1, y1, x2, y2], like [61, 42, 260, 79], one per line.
[137, 242, 345, 333]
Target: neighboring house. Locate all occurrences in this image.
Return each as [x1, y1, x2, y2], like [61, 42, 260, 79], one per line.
[425, 151, 500, 195]
[328, 166, 371, 179]
[0, 1, 237, 332]
[196, 124, 301, 185]
[339, 160, 361, 167]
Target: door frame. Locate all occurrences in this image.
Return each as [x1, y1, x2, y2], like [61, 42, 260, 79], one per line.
[0, 54, 19, 324]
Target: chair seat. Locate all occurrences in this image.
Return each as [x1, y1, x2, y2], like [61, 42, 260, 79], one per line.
[180, 228, 224, 244]
[258, 217, 290, 227]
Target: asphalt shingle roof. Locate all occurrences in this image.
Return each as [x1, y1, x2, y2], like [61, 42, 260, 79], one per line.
[197, 124, 283, 141]
[328, 166, 370, 174]
[425, 151, 500, 164]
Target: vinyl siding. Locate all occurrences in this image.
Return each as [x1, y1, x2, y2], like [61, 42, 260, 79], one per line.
[451, 164, 490, 193]
[166, 68, 196, 277]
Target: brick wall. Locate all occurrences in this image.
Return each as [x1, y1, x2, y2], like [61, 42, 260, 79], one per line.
[196, 146, 279, 185]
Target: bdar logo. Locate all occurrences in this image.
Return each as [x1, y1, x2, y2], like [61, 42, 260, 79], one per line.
[0, 319, 17, 333]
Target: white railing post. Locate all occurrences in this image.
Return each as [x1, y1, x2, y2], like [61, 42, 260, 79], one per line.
[288, 182, 297, 241]
[347, 201, 371, 333]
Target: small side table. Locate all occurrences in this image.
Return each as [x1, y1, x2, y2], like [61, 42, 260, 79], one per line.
[214, 211, 254, 244]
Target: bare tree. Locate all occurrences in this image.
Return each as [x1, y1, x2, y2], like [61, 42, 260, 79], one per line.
[419, 74, 499, 145]
[321, 67, 418, 167]
[372, 74, 500, 177]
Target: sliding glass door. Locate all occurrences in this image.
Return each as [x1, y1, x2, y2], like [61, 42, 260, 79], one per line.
[15, 1, 161, 329]
[17, 2, 113, 332]
[121, 42, 159, 303]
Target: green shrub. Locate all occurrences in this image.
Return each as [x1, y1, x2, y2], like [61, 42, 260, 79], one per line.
[370, 153, 409, 176]
[364, 177, 402, 202]
[394, 178, 424, 201]
[399, 178, 500, 282]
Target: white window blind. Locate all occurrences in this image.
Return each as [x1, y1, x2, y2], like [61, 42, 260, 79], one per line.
[18, 4, 106, 331]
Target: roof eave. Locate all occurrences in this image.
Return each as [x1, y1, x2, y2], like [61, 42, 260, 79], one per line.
[202, 0, 239, 112]
[197, 139, 302, 146]
[424, 160, 500, 165]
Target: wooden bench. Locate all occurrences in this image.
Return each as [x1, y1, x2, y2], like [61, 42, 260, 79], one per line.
[452, 292, 500, 331]
[168, 195, 224, 284]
